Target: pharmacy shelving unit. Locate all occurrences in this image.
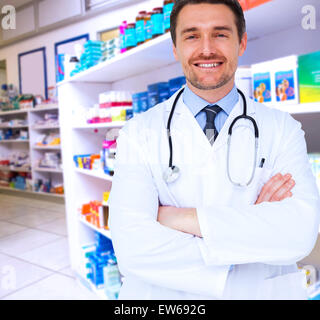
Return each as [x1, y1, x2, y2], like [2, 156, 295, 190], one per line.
[57, 0, 320, 298]
[0, 103, 65, 199]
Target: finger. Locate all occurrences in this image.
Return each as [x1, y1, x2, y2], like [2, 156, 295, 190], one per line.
[258, 173, 291, 202]
[270, 180, 295, 202]
[271, 179, 295, 201]
[271, 190, 293, 202]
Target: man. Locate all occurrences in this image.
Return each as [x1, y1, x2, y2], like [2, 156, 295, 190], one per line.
[109, 0, 320, 300]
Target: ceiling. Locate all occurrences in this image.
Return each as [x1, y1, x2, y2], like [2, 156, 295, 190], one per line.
[0, 0, 33, 8]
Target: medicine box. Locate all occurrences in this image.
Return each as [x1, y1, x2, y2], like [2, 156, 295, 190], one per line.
[273, 55, 299, 106]
[298, 51, 320, 103]
[168, 76, 186, 96]
[147, 82, 169, 109]
[251, 60, 273, 105]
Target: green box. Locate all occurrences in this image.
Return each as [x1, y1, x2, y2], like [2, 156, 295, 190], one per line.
[298, 51, 320, 103]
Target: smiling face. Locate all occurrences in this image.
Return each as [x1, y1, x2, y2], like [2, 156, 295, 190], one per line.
[172, 3, 247, 100]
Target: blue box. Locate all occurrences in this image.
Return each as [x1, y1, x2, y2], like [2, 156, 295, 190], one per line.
[147, 82, 169, 108]
[159, 83, 170, 103]
[139, 92, 149, 112]
[168, 76, 186, 96]
[132, 93, 141, 114]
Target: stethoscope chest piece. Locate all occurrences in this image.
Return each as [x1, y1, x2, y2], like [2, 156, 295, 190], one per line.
[163, 166, 180, 184]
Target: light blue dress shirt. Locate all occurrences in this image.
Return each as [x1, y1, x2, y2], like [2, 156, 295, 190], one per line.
[182, 84, 239, 132]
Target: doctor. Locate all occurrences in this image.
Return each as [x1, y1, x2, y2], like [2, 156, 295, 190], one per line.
[109, 0, 320, 300]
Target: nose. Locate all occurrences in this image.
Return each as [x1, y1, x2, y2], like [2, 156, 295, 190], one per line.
[199, 34, 216, 56]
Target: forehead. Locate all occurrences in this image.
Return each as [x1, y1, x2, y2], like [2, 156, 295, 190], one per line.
[176, 3, 237, 30]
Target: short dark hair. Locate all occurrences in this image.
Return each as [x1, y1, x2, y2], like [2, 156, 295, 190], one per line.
[170, 0, 246, 45]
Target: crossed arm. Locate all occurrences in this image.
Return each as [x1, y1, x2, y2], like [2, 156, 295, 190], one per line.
[157, 173, 296, 237]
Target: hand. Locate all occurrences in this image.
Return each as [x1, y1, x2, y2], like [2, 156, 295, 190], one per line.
[255, 173, 295, 205]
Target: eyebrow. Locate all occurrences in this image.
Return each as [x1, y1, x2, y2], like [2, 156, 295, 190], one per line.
[180, 25, 233, 35]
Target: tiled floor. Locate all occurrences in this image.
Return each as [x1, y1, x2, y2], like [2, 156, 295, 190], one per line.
[0, 193, 98, 300]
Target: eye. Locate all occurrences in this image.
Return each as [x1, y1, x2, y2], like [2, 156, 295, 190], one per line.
[217, 33, 227, 38]
[185, 34, 198, 40]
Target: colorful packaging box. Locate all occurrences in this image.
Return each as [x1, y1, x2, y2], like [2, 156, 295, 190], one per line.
[298, 51, 320, 104]
[251, 61, 273, 105]
[273, 55, 299, 106]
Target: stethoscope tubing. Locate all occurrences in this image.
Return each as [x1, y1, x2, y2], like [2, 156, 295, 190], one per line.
[165, 87, 259, 187]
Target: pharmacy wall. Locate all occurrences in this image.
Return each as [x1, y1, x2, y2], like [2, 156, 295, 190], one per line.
[1, 0, 319, 94]
[0, 0, 164, 89]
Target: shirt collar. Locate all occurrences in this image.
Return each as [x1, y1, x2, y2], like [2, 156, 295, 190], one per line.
[182, 84, 239, 117]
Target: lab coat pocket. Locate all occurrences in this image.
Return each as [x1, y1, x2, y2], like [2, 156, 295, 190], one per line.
[257, 272, 308, 300]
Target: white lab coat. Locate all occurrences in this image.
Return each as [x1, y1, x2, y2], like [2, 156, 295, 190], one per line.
[108, 89, 320, 300]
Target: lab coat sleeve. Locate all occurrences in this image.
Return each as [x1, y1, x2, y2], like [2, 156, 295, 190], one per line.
[196, 112, 320, 266]
[108, 118, 229, 298]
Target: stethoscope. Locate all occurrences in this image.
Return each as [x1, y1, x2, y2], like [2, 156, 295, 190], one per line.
[162, 87, 259, 187]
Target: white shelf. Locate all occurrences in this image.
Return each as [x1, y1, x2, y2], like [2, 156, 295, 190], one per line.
[0, 186, 64, 198]
[0, 104, 58, 116]
[73, 121, 126, 129]
[34, 167, 63, 173]
[274, 103, 320, 115]
[0, 166, 31, 173]
[30, 104, 59, 112]
[0, 186, 33, 193]
[0, 109, 30, 116]
[74, 167, 113, 181]
[0, 139, 29, 143]
[0, 125, 29, 129]
[32, 124, 60, 130]
[79, 215, 111, 239]
[33, 145, 61, 150]
[58, 32, 173, 84]
[34, 191, 64, 198]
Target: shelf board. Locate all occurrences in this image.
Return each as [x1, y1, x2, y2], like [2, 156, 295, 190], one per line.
[34, 191, 64, 198]
[0, 186, 35, 194]
[0, 166, 31, 173]
[273, 102, 320, 114]
[79, 215, 111, 239]
[30, 104, 59, 112]
[0, 125, 29, 129]
[58, 32, 174, 84]
[33, 145, 61, 150]
[0, 185, 64, 198]
[34, 167, 63, 173]
[73, 121, 126, 129]
[32, 125, 60, 130]
[0, 109, 30, 116]
[74, 167, 113, 181]
[0, 139, 29, 143]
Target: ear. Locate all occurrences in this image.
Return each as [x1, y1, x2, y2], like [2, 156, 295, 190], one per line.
[239, 32, 247, 57]
[172, 44, 179, 62]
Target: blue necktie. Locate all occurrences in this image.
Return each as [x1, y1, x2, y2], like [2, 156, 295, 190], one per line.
[203, 105, 222, 145]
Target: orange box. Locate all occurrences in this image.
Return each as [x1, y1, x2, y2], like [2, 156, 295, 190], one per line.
[81, 203, 91, 215]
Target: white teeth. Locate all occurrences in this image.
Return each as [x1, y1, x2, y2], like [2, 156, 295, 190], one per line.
[198, 63, 221, 68]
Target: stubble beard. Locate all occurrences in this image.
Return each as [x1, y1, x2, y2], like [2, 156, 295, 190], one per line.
[187, 71, 234, 91]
